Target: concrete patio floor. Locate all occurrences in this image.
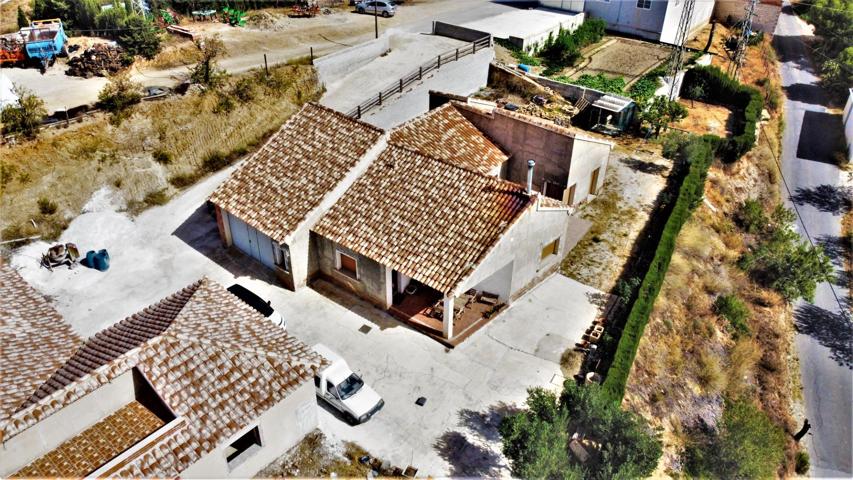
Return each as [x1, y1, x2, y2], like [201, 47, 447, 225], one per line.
[10, 171, 605, 476]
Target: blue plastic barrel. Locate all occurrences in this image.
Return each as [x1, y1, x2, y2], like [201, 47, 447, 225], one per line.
[85, 250, 97, 268]
[518, 64, 531, 73]
[93, 249, 110, 272]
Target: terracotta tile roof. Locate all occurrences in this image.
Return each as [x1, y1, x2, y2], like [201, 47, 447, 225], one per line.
[22, 282, 201, 408]
[313, 146, 535, 294]
[209, 102, 385, 242]
[0, 265, 82, 422]
[12, 401, 165, 478]
[1, 278, 325, 477]
[389, 103, 508, 174]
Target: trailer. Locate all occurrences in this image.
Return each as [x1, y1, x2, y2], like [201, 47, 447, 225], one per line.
[23, 19, 68, 72]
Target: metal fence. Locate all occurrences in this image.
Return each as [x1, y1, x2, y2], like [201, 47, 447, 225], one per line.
[345, 35, 492, 120]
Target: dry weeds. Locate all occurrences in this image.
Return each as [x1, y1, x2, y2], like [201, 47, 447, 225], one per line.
[0, 64, 321, 245]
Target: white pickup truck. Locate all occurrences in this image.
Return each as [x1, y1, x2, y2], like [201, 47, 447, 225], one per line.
[312, 344, 384, 425]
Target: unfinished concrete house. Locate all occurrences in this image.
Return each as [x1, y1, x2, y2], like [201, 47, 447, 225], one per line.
[1, 274, 325, 478]
[209, 103, 387, 291]
[210, 101, 602, 343]
[416, 99, 613, 205]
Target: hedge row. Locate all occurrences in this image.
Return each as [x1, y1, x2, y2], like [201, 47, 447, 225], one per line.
[682, 66, 763, 162]
[601, 135, 717, 403]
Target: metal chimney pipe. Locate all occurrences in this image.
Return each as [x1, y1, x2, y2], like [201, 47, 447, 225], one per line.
[526, 159, 535, 195]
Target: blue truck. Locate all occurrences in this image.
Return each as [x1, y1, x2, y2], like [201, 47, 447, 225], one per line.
[22, 19, 68, 72]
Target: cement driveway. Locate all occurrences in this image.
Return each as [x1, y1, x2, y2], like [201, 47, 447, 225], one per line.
[10, 169, 605, 475]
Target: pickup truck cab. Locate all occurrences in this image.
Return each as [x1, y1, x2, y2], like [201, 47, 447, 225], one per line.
[312, 344, 384, 425]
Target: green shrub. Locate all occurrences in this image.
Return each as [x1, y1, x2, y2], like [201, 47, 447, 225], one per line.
[152, 149, 173, 165]
[201, 150, 228, 173]
[539, 18, 606, 71]
[627, 66, 666, 105]
[685, 399, 786, 479]
[97, 74, 143, 124]
[495, 39, 541, 66]
[736, 199, 766, 233]
[37, 197, 58, 215]
[1, 85, 47, 139]
[168, 172, 200, 188]
[143, 189, 169, 206]
[682, 66, 764, 162]
[555, 73, 626, 95]
[714, 294, 751, 338]
[795, 451, 810, 475]
[602, 134, 717, 403]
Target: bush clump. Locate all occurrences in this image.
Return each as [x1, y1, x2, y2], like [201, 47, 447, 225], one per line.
[714, 294, 751, 338]
[555, 73, 626, 95]
[37, 197, 58, 215]
[539, 18, 606, 73]
[685, 398, 786, 479]
[795, 450, 810, 475]
[152, 149, 173, 165]
[201, 150, 229, 173]
[97, 74, 143, 124]
[682, 66, 764, 162]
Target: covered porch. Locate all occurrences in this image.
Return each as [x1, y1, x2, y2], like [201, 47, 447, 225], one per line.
[387, 271, 507, 346]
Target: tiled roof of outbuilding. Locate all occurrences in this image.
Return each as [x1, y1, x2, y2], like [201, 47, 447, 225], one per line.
[389, 103, 508, 174]
[313, 146, 535, 294]
[4, 278, 324, 477]
[209, 102, 385, 242]
[0, 265, 82, 422]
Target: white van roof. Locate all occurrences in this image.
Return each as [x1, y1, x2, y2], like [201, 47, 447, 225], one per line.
[312, 344, 352, 384]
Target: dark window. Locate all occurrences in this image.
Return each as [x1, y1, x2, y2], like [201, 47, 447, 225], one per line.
[636, 0, 651, 9]
[338, 252, 358, 279]
[226, 426, 262, 467]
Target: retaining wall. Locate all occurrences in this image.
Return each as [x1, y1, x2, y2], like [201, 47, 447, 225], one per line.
[432, 21, 490, 43]
[313, 31, 393, 87]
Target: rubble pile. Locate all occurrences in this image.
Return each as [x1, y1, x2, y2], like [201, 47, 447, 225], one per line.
[66, 44, 132, 78]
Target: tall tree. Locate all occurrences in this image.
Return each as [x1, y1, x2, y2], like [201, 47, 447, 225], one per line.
[500, 383, 662, 480]
[17, 6, 29, 28]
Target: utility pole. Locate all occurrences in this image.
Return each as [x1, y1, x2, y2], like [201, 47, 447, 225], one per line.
[667, 0, 696, 100]
[374, 5, 379, 39]
[729, 0, 758, 80]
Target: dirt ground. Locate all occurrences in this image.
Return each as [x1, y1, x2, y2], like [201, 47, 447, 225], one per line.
[562, 143, 672, 293]
[674, 99, 735, 137]
[565, 37, 670, 84]
[0, 0, 27, 34]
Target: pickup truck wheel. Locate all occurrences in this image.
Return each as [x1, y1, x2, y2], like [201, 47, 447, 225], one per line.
[345, 412, 358, 425]
[357, 7, 364, 13]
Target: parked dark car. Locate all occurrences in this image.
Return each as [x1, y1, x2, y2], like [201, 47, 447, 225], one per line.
[227, 284, 286, 329]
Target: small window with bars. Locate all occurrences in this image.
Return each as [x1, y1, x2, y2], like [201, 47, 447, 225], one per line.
[637, 0, 652, 9]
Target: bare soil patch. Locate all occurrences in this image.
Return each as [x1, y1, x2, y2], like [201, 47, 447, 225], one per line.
[566, 37, 670, 83]
[674, 99, 735, 137]
[562, 144, 672, 293]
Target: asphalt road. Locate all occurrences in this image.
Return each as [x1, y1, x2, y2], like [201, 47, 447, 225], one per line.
[774, 4, 852, 478]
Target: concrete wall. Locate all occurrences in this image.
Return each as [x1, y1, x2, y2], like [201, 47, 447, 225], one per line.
[456, 105, 612, 204]
[457, 201, 590, 300]
[0, 372, 135, 476]
[311, 234, 390, 308]
[432, 21, 490, 43]
[313, 32, 392, 88]
[844, 89, 853, 163]
[583, 0, 669, 41]
[659, 0, 715, 45]
[713, 0, 781, 34]
[515, 12, 585, 53]
[528, 72, 612, 105]
[540, 0, 586, 12]
[180, 381, 317, 478]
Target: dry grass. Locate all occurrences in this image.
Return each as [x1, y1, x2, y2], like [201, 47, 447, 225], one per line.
[0, 0, 28, 34]
[0, 64, 321, 244]
[256, 430, 402, 478]
[139, 39, 204, 70]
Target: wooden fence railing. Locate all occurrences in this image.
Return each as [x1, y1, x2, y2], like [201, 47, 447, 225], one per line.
[345, 35, 492, 119]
